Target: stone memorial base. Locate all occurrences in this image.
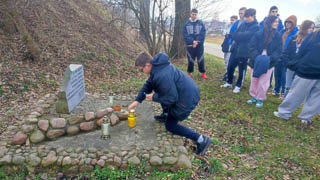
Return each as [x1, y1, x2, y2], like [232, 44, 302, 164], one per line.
[0, 93, 192, 175]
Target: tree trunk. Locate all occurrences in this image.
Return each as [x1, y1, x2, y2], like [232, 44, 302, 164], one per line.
[170, 0, 190, 58]
[139, 0, 150, 42]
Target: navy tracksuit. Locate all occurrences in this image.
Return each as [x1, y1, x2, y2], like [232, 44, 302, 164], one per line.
[183, 19, 206, 73]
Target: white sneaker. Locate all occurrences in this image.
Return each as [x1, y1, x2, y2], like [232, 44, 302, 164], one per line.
[220, 83, 232, 88]
[273, 111, 289, 120]
[273, 112, 280, 118]
[301, 120, 311, 125]
[233, 86, 241, 93]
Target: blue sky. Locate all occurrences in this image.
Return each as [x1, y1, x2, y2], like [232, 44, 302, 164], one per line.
[216, 0, 320, 24]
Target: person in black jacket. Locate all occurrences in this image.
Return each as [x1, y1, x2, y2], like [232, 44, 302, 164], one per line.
[220, 8, 259, 94]
[247, 15, 282, 107]
[128, 52, 212, 155]
[274, 30, 320, 125]
[220, 15, 238, 82]
[283, 20, 315, 98]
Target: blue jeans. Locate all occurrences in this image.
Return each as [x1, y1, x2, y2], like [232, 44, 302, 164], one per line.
[227, 54, 248, 88]
[165, 111, 200, 142]
[274, 62, 286, 94]
[284, 69, 296, 98]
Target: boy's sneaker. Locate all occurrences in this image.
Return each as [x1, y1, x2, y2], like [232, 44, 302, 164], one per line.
[247, 97, 257, 104]
[196, 135, 212, 155]
[279, 94, 285, 100]
[273, 111, 281, 118]
[154, 113, 167, 123]
[256, 100, 263, 108]
[273, 111, 290, 120]
[301, 120, 312, 125]
[188, 73, 192, 77]
[201, 73, 208, 79]
[220, 83, 232, 88]
[233, 86, 241, 93]
[272, 91, 280, 96]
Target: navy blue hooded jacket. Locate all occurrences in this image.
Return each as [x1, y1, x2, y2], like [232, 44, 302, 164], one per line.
[283, 35, 298, 70]
[183, 19, 206, 46]
[248, 30, 283, 69]
[290, 32, 320, 79]
[136, 53, 200, 121]
[231, 19, 259, 58]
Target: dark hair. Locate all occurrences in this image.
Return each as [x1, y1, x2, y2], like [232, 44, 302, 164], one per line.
[263, 15, 278, 48]
[296, 20, 315, 44]
[239, 7, 247, 11]
[135, 52, 153, 67]
[269, 6, 278, 13]
[230, 15, 238, 20]
[191, 8, 198, 13]
[309, 29, 320, 43]
[244, 8, 256, 17]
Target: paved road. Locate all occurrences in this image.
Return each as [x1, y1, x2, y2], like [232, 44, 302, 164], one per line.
[204, 42, 224, 59]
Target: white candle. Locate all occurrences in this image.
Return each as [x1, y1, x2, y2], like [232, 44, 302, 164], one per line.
[109, 96, 114, 105]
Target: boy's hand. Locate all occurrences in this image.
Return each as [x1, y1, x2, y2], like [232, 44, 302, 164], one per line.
[193, 40, 198, 48]
[146, 94, 153, 101]
[128, 101, 139, 112]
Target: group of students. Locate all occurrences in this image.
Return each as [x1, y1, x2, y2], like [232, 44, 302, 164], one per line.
[220, 6, 320, 124]
[126, 7, 319, 157]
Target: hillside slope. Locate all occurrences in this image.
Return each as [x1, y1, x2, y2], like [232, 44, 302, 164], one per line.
[0, 0, 143, 130]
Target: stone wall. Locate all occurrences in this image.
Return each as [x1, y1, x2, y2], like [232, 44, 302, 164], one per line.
[11, 94, 128, 145]
[0, 93, 193, 175]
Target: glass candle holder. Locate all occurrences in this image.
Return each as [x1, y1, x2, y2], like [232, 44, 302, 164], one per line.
[109, 96, 114, 105]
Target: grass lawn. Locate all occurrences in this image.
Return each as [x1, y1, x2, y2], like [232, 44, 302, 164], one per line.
[173, 53, 320, 179]
[1, 53, 319, 179]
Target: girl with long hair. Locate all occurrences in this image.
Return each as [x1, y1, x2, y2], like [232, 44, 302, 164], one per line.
[274, 15, 298, 98]
[274, 29, 320, 125]
[283, 20, 315, 98]
[247, 15, 283, 107]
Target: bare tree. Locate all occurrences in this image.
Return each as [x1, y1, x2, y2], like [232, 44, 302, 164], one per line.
[169, 0, 190, 58]
[192, 0, 224, 20]
[102, 0, 224, 57]
[103, 0, 173, 56]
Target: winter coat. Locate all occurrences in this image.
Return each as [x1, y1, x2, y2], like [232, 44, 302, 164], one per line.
[221, 20, 241, 53]
[136, 53, 200, 120]
[281, 15, 298, 49]
[231, 19, 259, 58]
[283, 35, 298, 70]
[259, 16, 284, 32]
[248, 30, 283, 68]
[253, 55, 270, 77]
[183, 19, 206, 46]
[291, 32, 320, 79]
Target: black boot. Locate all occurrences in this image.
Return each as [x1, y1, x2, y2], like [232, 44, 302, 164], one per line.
[154, 112, 168, 123]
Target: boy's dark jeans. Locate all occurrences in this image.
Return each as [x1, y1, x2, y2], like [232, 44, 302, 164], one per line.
[165, 112, 200, 142]
[227, 55, 248, 87]
[274, 62, 286, 94]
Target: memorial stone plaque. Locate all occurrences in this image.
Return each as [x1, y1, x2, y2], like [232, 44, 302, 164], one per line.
[56, 64, 85, 114]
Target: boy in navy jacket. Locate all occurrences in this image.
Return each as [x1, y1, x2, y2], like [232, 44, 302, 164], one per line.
[183, 8, 207, 79]
[128, 52, 212, 155]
